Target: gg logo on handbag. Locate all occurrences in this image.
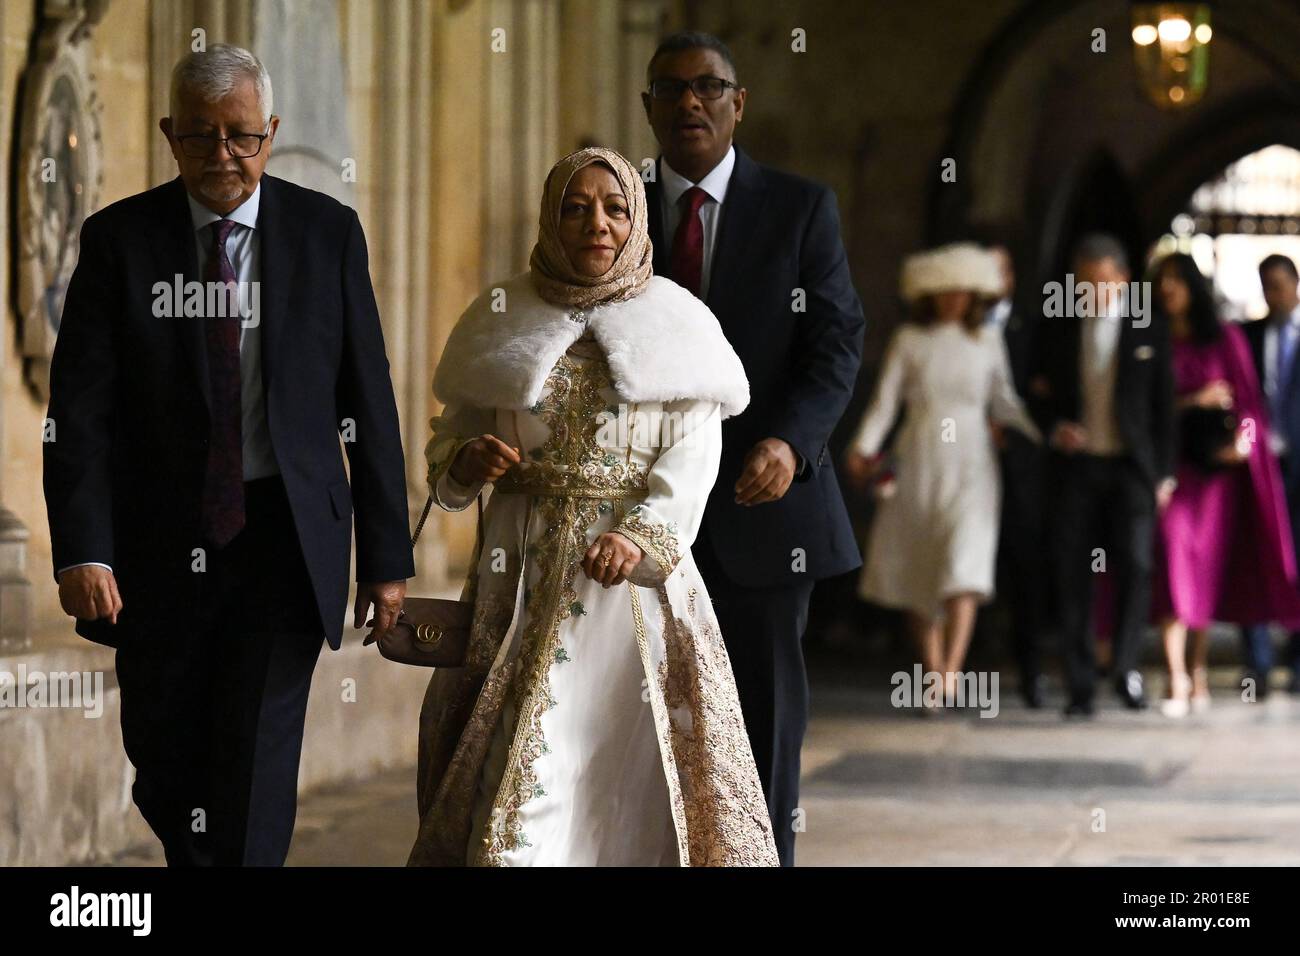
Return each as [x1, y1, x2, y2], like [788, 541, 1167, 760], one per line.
[415, 622, 447, 645]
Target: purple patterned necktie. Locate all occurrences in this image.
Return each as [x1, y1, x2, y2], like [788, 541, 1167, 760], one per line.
[199, 218, 245, 547]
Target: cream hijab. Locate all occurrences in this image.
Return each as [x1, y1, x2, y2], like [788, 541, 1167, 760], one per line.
[528, 147, 654, 310]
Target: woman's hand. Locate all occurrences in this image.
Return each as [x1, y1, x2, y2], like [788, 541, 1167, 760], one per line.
[1049, 421, 1089, 453]
[449, 434, 521, 485]
[842, 451, 883, 491]
[1191, 379, 1234, 410]
[582, 532, 642, 588]
[1157, 477, 1177, 511]
[1214, 426, 1253, 466]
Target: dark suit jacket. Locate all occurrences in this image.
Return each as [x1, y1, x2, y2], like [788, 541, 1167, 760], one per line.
[1030, 311, 1175, 489]
[1243, 316, 1267, 378]
[43, 175, 414, 650]
[646, 146, 865, 587]
[1242, 316, 1300, 490]
[1001, 308, 1037, 396]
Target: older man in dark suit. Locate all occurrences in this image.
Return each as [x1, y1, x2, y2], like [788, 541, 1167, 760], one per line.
[43, 45, 413, 866]
[641, 31, 865, 866]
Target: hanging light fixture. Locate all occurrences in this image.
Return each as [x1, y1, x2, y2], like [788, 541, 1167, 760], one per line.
[1130, 3, 1212, 109]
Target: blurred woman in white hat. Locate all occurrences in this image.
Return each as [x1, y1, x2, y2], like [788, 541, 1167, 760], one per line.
[843, 242, 1041, 709]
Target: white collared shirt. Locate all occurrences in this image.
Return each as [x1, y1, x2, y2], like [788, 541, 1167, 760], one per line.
[1078, 304, 1126, 456]
[186, 182, 279, 481]
[1262, 303, 1300, 455]
[658, 145, 736, 302]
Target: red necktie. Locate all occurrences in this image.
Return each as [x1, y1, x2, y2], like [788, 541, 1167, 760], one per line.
[670, 186, 710, 298]
[199, 219, 245, 547]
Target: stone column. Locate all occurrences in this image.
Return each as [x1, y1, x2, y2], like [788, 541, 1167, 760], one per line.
[420, 0, 487, 587]
[618, 0, 664, 163]
[337, 0, 449, 590]
[0, 513, 32, 652]
[0, 2, 26, 653]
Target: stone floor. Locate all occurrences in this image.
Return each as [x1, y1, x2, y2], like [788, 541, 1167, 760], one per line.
[110, 662, 1300, 866]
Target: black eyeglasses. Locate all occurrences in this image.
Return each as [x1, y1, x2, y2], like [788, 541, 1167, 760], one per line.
[175, 127, 271, 159]
[647, 76, 739, 101]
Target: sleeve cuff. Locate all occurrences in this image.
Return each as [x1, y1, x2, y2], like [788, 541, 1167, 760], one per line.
[56, 561, 114, 578]
[615, 504, 683, 586]
[434, 468, 483, 512]
[427, 435, 482, 511]
[777, 434, 819, 483]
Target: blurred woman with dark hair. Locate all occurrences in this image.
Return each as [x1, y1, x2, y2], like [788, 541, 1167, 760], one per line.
[1152, 252, 1300, 717]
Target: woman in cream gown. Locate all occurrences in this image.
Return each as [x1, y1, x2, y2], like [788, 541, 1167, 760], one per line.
[407, 148, 777, 867]
[844, 243, 1041, 700]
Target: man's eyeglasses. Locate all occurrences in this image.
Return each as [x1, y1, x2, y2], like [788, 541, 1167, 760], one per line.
[175, 127, 271, 159]
[647, 76, 739, 102]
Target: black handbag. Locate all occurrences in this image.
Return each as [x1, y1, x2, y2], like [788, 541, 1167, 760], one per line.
[1179, 405, 1239, 472]
[362, 494, 482, 667]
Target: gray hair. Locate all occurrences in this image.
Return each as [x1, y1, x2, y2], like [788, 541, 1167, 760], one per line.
[169, 43, 273, 127]
[1072, 232, 1129, 272]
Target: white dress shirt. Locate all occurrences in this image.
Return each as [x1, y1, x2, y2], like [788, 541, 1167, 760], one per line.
[1078, 305, 1126, 456]
[985, 297, 1012, 331]
[657, 146, 806, 476]
[1261, 303, 1300, 456]
[658, 145, 735, 302]
[57, 184, 278, 578]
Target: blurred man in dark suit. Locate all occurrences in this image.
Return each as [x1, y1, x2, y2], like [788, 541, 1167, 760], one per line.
[1031, 233, 1175, 716]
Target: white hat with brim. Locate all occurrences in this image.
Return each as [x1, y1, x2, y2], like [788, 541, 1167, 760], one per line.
[899, 242, 1004, 303]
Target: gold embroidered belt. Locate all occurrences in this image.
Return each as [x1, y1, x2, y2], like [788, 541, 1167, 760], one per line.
[495, 471, 646, 499]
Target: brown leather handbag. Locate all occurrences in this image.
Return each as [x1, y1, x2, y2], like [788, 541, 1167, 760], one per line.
[363, 493, 482, 667]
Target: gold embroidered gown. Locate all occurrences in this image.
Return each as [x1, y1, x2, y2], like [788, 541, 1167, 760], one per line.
[409, 331, 777, 866]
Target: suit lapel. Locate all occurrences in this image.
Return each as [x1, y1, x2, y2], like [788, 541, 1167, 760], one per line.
[1247, 320, 1266, 379]
[705, 146, 765, 321]
[256, 175, 303, 400]
[150, 177, 209, 412]
[645, 164, 671, 278]
[1115, 314, 1134, 403]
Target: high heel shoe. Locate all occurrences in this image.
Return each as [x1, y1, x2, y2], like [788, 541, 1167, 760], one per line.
[1161, 672, 1192, 719]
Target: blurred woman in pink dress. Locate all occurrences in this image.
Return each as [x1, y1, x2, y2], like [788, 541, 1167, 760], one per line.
[1152, 253, 1300, 717]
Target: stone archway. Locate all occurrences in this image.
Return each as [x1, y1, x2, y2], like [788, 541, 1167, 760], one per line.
[1136, 90, 1300, 239]
[930, 0, 1300, 290]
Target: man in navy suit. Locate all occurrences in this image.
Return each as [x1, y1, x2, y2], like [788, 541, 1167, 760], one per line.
[42, 45, 413, 865]
[1241, 254, 1300, 694]
[641, 32, 865, 865]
